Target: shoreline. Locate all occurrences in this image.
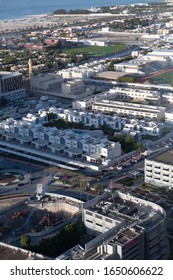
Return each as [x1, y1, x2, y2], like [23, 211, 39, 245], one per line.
[0, 14, 54, 33]
[0, 1, 152, 21]
[0, 13, 107, 33]
[0, 13, 51, 22]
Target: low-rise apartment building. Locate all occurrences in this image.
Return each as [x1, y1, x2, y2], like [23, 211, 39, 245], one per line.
[92, 100, 165, 121]
[0, 117, 121, 169]
[58, 60, 109, 79]
[48, 107, 164, 137]
[122, 119, 163, 137]
[162, 92, 173, 104]
[165, 109, 173, 124]
[48, 107, 122, 131]
[109, 87, 160, 102]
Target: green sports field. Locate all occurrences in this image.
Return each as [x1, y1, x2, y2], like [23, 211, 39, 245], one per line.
[64, 44, 127, 57]
[148, 69, 173, 85]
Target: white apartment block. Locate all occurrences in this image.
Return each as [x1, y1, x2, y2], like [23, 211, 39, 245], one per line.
[136, 121, 163, 137]
[48, 107, 122, 131]
[72, 97, 97, 110]
[48, 107, 164, 137]
[0, 111, 48, 133]
[122, 119, 163, 137]
[72, 84, 165, 110]
[163, 34, 173, 43]
[162, 92, 173, 104]
[0, 116, 121, 169]
[92, 100, 165, 121]
[22, 112, 48, 125]
[109, 87, 160, 102]
[145, 150, 173, 189]
[58, 191, 169, 260]
[115, 59, 158, 75]
[58, 61, 109, 79]
[0, 71, 26, 101]
[165, 109, 173, 124]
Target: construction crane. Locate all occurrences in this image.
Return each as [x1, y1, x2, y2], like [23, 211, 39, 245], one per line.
[36, 173, 54, 201]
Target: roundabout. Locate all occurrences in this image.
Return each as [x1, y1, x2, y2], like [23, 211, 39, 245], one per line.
[0, 169, 31, 192]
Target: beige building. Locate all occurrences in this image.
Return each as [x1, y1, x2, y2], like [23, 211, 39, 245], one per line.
[61, 79, 85, 95]
[30, 73, 62, 91]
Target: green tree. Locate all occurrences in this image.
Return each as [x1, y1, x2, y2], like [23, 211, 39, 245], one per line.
[20, 234, 31, 248]
[162, 126, 171, 136]
[108, 61, 115, 71]
[93, 183, 103, 194]
[135, 141, 143, 151]
[47, 112, 57, 121]
[117, 76, 136, 83]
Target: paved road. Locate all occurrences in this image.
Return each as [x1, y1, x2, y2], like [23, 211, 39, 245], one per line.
[0, 158, 45, 195]
[1, 138, 173, 198]
[49, 187, 95, 202]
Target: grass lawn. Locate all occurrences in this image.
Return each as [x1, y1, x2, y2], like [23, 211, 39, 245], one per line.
[149, 70, 173, 85]
[64, 44, 127, 57]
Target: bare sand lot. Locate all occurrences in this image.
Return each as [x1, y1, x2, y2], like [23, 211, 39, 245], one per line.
[0, 14, 104, 33]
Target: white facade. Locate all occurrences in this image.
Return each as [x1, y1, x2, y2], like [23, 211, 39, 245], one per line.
[58, 60, 109, 79]
[145, 156, 173, 189]
[109, 87, 160, 101]
[0, 115, 121, 169]
[136, 121, 163, 137]
[115, 59, 147, 74]
[165, 109, 173, 123]
[48, 107, 164, 137]
[123, 119, 163, 137]
[162, 92, 173, 104]
[72, 97, 96, 110]
[49, 107, 122, 131]
[82, 39, 107, 46]
[163, 35, 173, 43]
[92, 100, 165, 120]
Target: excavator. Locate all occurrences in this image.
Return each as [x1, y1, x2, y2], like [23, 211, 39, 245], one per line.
[39, 215, 52, 227]
[11, 210, 29, 220]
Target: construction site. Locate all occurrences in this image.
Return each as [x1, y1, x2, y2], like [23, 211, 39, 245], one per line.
[0, 193, 82, 243]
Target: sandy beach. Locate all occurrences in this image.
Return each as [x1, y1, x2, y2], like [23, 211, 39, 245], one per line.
[0, 14, 101, 33]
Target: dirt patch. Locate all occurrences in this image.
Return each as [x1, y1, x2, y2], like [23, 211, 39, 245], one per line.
[0, 174, 17, 184]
